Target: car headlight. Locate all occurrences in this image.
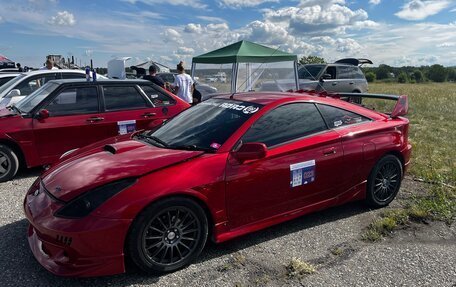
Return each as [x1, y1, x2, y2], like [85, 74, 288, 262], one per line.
[55, 178, 137, 219]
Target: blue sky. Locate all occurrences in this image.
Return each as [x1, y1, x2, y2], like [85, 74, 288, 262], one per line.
[0, 0, 455, 68]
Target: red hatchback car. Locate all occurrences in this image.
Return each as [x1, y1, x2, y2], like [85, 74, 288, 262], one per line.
[24, 92, 411, 277]
[0, 79, 189, 181]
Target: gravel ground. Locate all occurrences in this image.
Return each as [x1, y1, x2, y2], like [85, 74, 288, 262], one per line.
[1, 170, 455, 287]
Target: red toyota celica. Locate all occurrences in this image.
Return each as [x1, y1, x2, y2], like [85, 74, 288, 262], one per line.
[24, 91, 411, 277]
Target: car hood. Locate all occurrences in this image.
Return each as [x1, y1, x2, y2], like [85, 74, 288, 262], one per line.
[42, 138, 205, 202]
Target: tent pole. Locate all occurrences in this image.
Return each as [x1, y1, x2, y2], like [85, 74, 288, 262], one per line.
[231, 63, 238, 93]
[191, 63, 195, 79]
[294, 61, 299, 91]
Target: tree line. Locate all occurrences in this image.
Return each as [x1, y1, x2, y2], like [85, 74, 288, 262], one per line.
[299, 56, 456, 83]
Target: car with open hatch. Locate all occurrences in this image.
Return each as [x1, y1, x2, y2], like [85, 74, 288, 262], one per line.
[0, 78, 189, 182]
[24, 90, 411, 277]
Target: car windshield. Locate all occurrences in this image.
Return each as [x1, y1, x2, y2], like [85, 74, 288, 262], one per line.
[0, 73, 26, 96]
[298, 65, 324, 80]
[15, 82, 60, 113]
[141, 98, 263, 151]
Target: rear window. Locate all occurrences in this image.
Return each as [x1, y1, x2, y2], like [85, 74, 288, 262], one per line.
[317, 104, 370, 128]
[139, 85, 175, 107]
[103, 86, 148, 111]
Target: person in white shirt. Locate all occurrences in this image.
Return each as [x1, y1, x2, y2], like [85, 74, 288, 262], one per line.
[39, 59, 58, 70]
[172, 61, 194, 104]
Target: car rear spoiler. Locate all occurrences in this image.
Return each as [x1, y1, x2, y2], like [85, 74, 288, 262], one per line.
[336, 93, 408, 118]
[334, 58, 373, 66]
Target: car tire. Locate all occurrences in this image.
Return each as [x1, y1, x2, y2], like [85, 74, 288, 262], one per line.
[127, 197, 208, 274]
[0, 144, 19, 182]
[366, 155, 403, 208]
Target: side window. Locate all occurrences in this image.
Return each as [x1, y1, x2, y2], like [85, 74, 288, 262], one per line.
[16, 74, 57, 96]
[242, 103, 327, 147]
[324, 66, 336, 79]
[103, 86, 148, 111]
[317, 104, 370, 128]
[61, 73, 86, 79]
[337, 66, 353, 79]
[46, 87, 99, 116]
[139, 85, 176, 107]
[354, 67, 366, 79]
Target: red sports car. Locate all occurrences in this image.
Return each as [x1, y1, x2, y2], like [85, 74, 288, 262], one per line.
[0, 79, 189, 181]
[24, 91, 411, 277]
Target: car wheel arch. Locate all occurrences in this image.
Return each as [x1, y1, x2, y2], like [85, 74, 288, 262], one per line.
[0, 139, 26, 168]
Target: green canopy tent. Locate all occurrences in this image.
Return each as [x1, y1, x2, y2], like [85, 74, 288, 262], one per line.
[191, 40, 299, 93]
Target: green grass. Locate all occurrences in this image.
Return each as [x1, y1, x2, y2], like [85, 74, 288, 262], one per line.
[368, 83, 456, 185]
[285, 258, 317, 278]
[362, 186, 456, 242]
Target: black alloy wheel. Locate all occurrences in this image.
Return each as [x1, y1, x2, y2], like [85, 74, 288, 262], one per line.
[0, 145, 19, 182]
[127, 197, 208, 273]
[366, 155, 403, 207]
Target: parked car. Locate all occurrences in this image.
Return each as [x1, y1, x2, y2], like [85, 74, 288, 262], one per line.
[0, 69, 107, 108]
[0, 79, 189, 181]
[24, 91, 411, 277]
[157, 72, 218, 101]
[0, 73, 20, 87]
[259, 58, 372, 103]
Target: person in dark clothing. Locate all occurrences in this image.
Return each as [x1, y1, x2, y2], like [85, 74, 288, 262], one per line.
[16, 63, 23, 72]
[143, 65, 165, 88]
[192, 83, 202, 105]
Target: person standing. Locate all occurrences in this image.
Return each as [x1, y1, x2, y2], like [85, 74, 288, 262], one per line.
[16, 63, 23, 72]
[172, 61, 194, 104]
[39, 59, 58, 70]
[143, 65, 165, 88]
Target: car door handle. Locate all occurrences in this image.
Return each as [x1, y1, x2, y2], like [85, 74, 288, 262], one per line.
[142, 112, 157, 118]
[349, 82, 354, 85]
[86, 116, 104, 123]
[332, 82, 337, 86]
[323, 147, 337, 155]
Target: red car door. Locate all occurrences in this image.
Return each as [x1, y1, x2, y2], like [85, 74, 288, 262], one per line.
[99, 84, 183, 137]
[225, 103, 344, 229]
[32, 85, 107, 164]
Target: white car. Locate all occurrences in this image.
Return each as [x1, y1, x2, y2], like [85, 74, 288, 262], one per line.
[0, 69, 105, 107]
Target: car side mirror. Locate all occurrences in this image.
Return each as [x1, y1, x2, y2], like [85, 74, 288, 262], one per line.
[320, 74, 332, 81]
[6, 89, 21, 98]
[232, 142, 267, 163]
[37, 109, 50, 120]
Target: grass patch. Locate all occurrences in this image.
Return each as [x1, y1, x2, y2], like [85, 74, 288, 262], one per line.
[330, 247, 344, 256]
[362, 186, 456, 241]
[285, 258, 316, 278]
[367, 83, 456, 185]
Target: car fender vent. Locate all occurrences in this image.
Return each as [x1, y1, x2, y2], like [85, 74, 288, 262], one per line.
[56, 235, 73, 246]
[104, 144, 117, 154]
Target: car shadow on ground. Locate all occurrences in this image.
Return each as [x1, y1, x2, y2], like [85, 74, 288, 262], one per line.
[14, 167, 43, 180]
[0, 200, 371, 287]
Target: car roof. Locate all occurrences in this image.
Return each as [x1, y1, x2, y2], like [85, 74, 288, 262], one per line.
[47, 78, 151, 85]
[18, 69, 86, 76]
[0, 73, 19, 78]
[212, 92, 385, 120]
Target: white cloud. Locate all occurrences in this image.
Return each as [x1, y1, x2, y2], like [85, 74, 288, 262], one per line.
[218, 0, 279, 8]
[436, 42, 455, 47]
[184, 23, 203, 33]
[369, 0, 381, 4]
[0, 16, 3, 23]
[395, 0, 451, 21]
[177, 47, 195, 55]
[122, 0, 207, 9]
[162, 28, 184, 45]
[48, 11, 76, 26]
[196, 16, 226, 23]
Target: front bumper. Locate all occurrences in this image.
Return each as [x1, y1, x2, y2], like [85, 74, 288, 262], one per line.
[24, 188, 132, 277]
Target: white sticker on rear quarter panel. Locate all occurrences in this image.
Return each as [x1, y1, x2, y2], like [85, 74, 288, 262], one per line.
[290, 160, 316, 187]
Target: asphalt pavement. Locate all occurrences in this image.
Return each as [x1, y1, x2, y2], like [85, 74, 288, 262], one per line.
[1, 169, 454, 287]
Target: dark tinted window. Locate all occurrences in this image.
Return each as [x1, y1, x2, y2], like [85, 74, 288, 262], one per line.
[103, 86, 148, 111]
[337, 66, 354, 79]
[16, 74, 57, 96]
[298, 65, 324, 80]
[242, 103, 327, 147]
[46, 86, 99, 116]
[0, 77, 14, 86]
[140, 85, 175, 107]
[353, 67, 366, 79]
[317, 104, 370, 128]
[61, 73, 86, 79]
[324, 66, 336, 79]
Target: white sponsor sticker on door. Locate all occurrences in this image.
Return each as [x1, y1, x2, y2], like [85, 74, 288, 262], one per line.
[290, 160, 316, 187]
